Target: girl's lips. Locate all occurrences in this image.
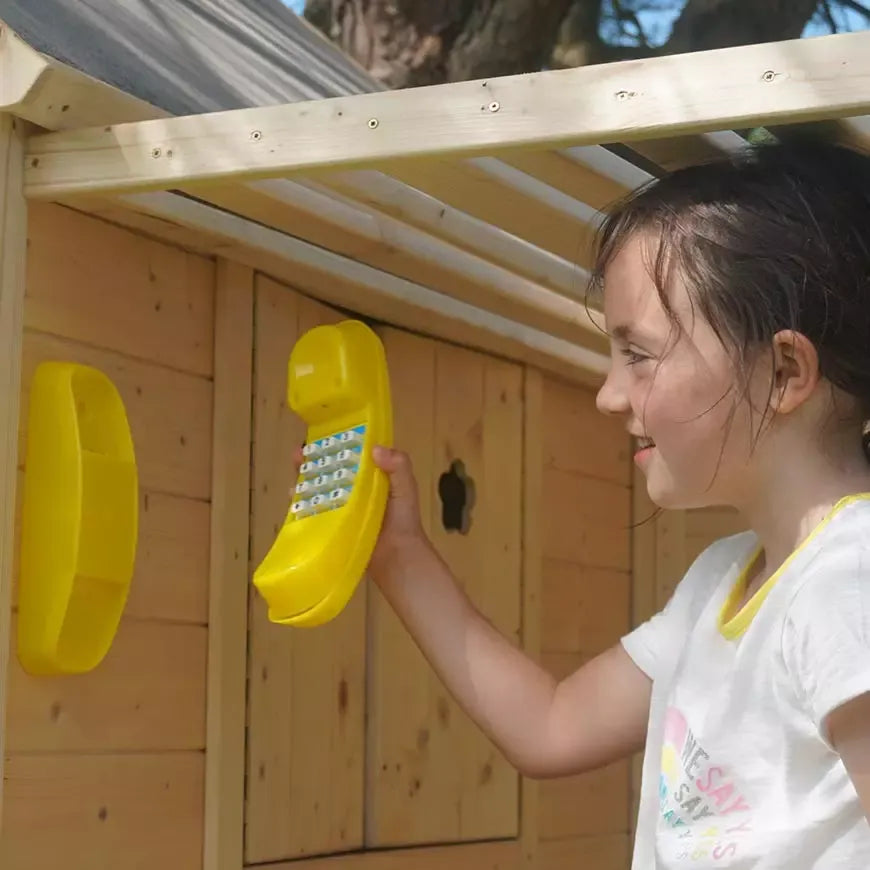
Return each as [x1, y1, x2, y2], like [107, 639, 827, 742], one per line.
[634, 440, 656, 465]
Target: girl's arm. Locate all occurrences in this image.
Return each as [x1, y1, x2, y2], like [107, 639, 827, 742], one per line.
[829, 692, 870, 823]
[377, 534, 652, 779]
[292, 443, 652, 778]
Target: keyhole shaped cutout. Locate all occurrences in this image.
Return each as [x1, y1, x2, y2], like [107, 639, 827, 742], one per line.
[438, 460, 475, 534]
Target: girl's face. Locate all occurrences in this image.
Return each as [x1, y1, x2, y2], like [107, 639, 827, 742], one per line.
[595, 233, 764, 510]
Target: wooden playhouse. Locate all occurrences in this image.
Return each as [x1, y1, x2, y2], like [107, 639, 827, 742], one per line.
[1, 3, 867, 868]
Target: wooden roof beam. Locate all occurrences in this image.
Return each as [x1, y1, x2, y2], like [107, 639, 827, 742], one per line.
[179, 176, 605, 347]
[81, 189, 610, 385]
[379, 157, 602, 264]
[310, 142, 658, 291]
[23, 30, 870, 199]
[299, 169, 589, 296]
[0, 21, 162, 132]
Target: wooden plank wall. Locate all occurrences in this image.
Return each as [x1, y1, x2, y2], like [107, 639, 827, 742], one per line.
[0, 203, 218, 870]
[205, 260, 254, 870]
[535, 376, 633, 869]
[245, 280, 367, 864]
[0, 113, 27, 829]
[0, 183, 750, 870]
[366, 327, 522, 848]
[244, 281, 525, 866]
[0, 202, 642, 870]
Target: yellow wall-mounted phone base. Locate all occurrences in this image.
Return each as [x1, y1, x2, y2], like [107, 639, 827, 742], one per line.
[253, 320, 392, 626]
[18, 362, 138, 676]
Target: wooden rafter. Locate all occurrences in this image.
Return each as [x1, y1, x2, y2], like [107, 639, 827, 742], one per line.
[93, 189, 610, 384]
[179, 178, 604, 345]
[0, 22, 161, 131]
[22, 30, 870, 199]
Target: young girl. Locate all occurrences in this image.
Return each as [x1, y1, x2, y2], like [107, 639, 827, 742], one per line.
[298, 138, 870, 867]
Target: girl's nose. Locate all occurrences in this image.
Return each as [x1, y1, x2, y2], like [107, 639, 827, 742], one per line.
[595, 368, 630, 417]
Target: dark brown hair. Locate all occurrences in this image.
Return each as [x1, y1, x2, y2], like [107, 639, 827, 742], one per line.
[587, 137, 870, 458]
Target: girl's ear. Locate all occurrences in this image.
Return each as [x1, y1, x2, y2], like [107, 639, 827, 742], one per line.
[769, 329, 820, 415]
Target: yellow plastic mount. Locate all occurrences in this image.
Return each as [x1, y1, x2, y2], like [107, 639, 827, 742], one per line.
[18, 362, 138, 675]
[253, 320, 393, 627]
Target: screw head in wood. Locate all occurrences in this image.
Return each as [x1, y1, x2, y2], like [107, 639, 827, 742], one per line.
[488, 101, 500, 112]
[368, 118, 379, 129]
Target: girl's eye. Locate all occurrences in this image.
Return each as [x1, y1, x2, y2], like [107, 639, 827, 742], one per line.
[621, 348, 649, 365]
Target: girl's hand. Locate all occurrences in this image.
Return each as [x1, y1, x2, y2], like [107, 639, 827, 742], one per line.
[291, 443, 428, 579]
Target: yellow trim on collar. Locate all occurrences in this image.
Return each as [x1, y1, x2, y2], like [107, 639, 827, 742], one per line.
[717, 493, 870, 640]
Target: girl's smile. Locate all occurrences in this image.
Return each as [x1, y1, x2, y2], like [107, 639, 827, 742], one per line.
[633, 438, 656, 467]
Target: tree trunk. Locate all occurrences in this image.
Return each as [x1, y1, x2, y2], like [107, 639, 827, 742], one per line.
[442, 0, 577, 81]
[304, 0, 823, 88]
[550, 1, 608, 70]
[304, 0, 579, 87]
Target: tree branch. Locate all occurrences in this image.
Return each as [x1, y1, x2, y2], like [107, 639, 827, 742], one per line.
[612, 0, 653, 47]
[819, 0, 839, 31]
[836, 0, 870, 22]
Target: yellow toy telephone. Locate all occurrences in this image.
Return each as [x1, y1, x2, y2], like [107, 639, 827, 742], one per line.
[18, 362, 138, 675]
[252, 320, 393, 626]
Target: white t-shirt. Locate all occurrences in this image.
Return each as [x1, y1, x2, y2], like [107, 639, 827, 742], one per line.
[622, 494, 870, 869]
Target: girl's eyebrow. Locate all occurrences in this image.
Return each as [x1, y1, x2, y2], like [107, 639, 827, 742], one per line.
[611, 325, 643, 342]
[610, 324, 660, 348]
